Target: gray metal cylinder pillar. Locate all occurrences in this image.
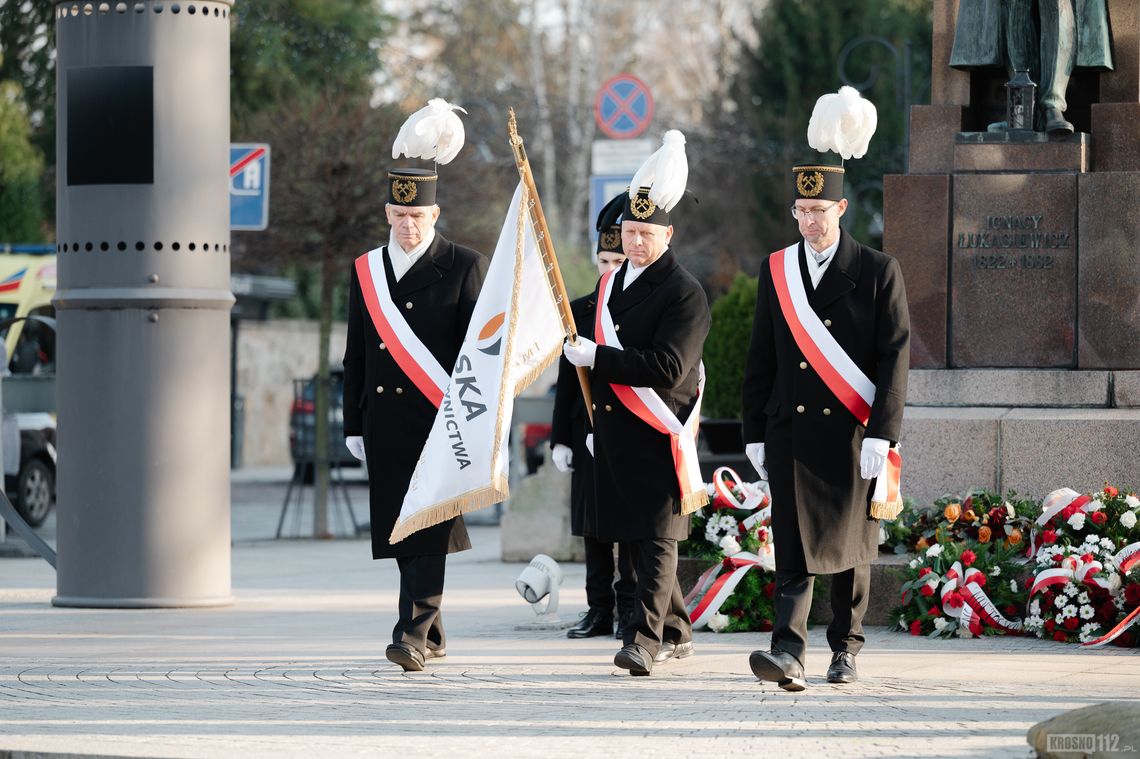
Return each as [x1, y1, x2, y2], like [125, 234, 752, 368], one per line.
[53, 0, 235, 607]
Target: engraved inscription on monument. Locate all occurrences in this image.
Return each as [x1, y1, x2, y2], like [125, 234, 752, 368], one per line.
[951, 175, 1077, 368]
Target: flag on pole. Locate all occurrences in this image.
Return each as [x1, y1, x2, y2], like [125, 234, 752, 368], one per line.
[390, 182, 566, 543]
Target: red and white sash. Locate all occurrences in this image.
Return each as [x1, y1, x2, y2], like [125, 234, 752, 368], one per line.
[595, 268, 708, 514]
[354, 248, 450, 409]
[769, 244, 902, 516]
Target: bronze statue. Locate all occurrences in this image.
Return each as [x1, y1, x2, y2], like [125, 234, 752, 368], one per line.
[950, 0, 1114, 133]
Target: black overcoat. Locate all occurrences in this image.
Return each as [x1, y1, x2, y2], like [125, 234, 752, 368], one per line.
[342, 233, 489, 559]
[589, 249, 711, 543]
[742, 232, 909, 575]
[551, 294, 598, 537]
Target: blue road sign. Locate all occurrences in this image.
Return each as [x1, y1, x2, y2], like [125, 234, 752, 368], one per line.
[589, 175, 634, 243]
[594, 74, 654, 139]
[230, 143, 270, 231]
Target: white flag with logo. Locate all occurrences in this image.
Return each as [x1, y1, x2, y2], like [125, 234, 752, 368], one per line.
[390, 182, 566, 543]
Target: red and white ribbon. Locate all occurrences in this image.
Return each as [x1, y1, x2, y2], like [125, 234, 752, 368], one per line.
[1081, 604, 1140, 648]
[1028, 488, 1093, 557]
[595, 269, 706, 510]
[712, 466, 771, 529]
[769, 245, 874, 425]
[1113, 541, 1140, 575]
[961, 581, 1023, 633]
[684, 552, 766, 629]
[1029, 556, 1112, 598]
[355, 249, 450, 408]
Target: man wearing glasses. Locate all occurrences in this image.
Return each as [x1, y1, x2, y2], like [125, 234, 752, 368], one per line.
[741, 162, 910, 691]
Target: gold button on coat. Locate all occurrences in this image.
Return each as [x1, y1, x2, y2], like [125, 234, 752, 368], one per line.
[605, 404, 613, 412]
[396, 387, 404, 395]
[824, 319, 832, 327]
[376, 386, 384, 394]
[405, 301, 413, 310]
[799, 361, 807, 369]
[823, 408, 832, 416]
[796, 404, 805, 413]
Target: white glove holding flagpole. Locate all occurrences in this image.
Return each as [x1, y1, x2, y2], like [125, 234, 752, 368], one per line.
[860, 437, 890, 480]
[392, 98, 468, 164]
[745, 442, 767, 480]
[563, 337, 597, 368]
[552, 444, 573, 473]
[345, 436, 366, 462]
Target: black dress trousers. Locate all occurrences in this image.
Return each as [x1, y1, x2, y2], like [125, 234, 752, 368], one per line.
[626, 538, 691, 657]
[393, 554, 447, 653]
[583, 536, 637, 615]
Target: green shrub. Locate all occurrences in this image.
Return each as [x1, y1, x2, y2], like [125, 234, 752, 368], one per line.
[702, 272, 758, 419]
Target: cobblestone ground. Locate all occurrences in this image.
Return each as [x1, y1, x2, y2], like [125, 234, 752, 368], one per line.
[1, 479, 1137, 758]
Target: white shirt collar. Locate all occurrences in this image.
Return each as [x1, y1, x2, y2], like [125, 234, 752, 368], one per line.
[622, 245, 668, 290]
[387, 227, 436, 282]
[803, 236, 839, 289]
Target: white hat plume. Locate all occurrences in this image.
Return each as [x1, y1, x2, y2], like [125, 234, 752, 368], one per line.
[391, 98, 468, 165]
[807, 86, 877, 160]
[629, 130, 688, 212]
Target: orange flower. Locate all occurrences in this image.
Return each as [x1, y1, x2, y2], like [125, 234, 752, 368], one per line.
[963, 508, 979, 522]
[1104, 484, 1119, 497]
[915, 536, 930, 550]
[944, 503, 961, 523]
[977, 525, 992, 543]
[1006, 528, 1022, 546]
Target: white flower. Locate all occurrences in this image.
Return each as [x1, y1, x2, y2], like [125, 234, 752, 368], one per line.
[990, 565, 1002, 578]
[707, 612, 730, 632]
[933, 617, 948, 632]
[705, 483, 717, 497]
[1011, 579, 1019, 593]
[1062, 584, 1078, 598]
[926, 543, 944, 558]
[1029, 599, 1041, 615]
[1077, 591, 1091, 605]
[1086, 498, 1104, 512]
[1080, 605, 1095, 620]
[704, 514, 738, 544]
[909, 559, 920, 569]
[1101, 537, 1116, 550]
[1126, 494, 1140, 509]
[719, 535, 742, 557]
[1121, 510, 1137, 530]
[1055, 612, 1067, 624]
[1108, 573, 1123, 594]
[1054, 595, 1067, 610]
[1067, 512, 1086, 530]
[1063, 604, 1078, 618]
[1079, 629, 1095, 644]
[1025, 615, 1043, 631]
[958, 624, 974, 639]
[1082, 622, 1100, 634]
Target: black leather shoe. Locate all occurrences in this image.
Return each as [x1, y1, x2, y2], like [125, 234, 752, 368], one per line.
[567, 608, 614, 639]
[826, 651, 857, 683]
[385, 643, 425, 672]
[615, 610, 635, 640]
[425, 647, 446, 660]
[653, 640, 694, 663]
[614, 643, 653, 676]
[748, 649, 806, 691]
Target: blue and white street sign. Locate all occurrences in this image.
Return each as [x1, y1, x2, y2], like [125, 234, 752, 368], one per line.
[230, 143, 270, 231]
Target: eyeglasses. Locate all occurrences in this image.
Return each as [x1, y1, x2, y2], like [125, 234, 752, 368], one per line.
[790, 202, 838, 220]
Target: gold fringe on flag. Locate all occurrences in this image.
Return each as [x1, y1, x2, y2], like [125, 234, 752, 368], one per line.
[389, 475, 511, 544]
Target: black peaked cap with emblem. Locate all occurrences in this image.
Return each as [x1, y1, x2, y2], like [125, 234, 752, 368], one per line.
[596, 191, 626, 254]
[792, 161, 845, 202]
[388, 167, 437, 206]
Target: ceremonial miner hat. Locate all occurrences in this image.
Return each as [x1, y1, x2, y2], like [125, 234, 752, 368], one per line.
[596, 191, 626, 255]
[389, 97, 468, 207]
[624, 130, 688, 227]
[795, 86, 878, 203]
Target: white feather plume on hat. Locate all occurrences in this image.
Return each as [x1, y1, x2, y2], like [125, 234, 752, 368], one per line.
[629, 130, 688, 212]
[807, 86, 877, 160]
[391, 98, 468, 164]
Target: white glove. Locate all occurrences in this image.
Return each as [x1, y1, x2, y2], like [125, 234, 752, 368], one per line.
[745, 442, 767, 480]
[585, 433, 594, 456]
[860, 437, 890, 480]
[552, 443, 573, 473]
[345, 435, 366, 462]
[562, 337, 597, 368]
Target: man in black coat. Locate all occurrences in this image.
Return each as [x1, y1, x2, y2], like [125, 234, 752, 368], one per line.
[742, 162, 909, 690]
[563, 174, 711, 676]
[342, 166, 488, 672]
[550, 215, 636, 640]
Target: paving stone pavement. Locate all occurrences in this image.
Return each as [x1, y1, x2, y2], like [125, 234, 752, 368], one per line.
[1, 472, 1138, 758]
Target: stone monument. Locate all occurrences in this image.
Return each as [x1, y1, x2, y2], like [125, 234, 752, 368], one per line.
[883, 0, 1140, 503]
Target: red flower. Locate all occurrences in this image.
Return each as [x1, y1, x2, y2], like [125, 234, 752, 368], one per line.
[968, 619, 983, 636]
[1125, 583, 1140, 607]
[1042, 529, 1057, 544]
[919, 567, 933, 577]
[1004, 605, 1019, 617]
[1099, 603, 1118, 624]
[1105, 484, 1119, 497]
[909, 619, 922, 636]
[1081, 553, 1096, 564]
[1064, 617, 1079, 630]
[1053, 554, 1065, 565]
[1053, 631, 1069, 642]
[1044, 619, 1056, 633]
[920, 584, 935, 597]
[944, 591, 965, 609]
[1090, 511, 1108, 526]
[928, 605, 942, 617]
[973, 574, 987, 587]
[731, 608, 745, 618]
[1062, 503, 1079, 519]
[764, 581, 776, 598]
[758, 619, 774, 632]
[960, 550, 977, 567]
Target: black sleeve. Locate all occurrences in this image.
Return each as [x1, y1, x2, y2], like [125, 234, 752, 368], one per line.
[342, 265, 365, 437]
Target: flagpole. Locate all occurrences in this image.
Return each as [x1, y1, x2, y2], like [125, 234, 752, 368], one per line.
[507, 108, 594, 425]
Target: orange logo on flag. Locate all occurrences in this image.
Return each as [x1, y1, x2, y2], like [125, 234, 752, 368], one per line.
[476, 312, 506, 356]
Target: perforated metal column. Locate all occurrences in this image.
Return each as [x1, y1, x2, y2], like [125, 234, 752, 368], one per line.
[53, 0, 235, 607]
